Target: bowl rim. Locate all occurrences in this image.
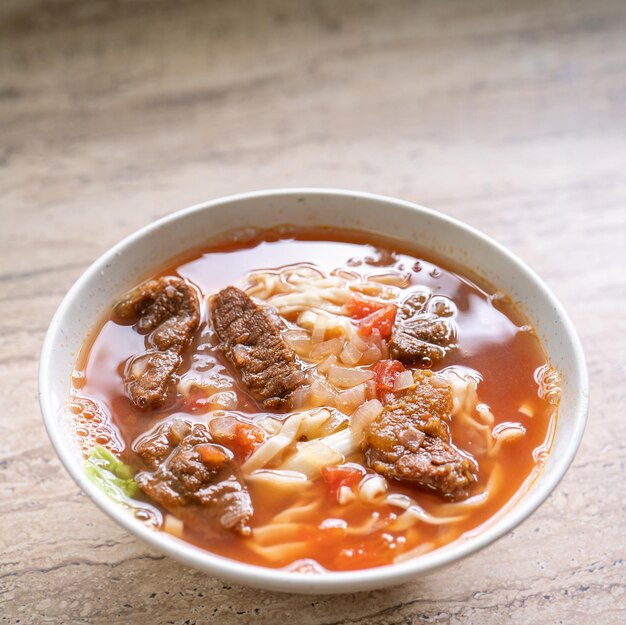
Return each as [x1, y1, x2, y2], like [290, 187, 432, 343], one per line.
[39, 187, 588, 593]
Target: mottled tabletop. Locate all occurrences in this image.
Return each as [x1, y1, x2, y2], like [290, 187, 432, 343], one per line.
[1, 0, 625, 623]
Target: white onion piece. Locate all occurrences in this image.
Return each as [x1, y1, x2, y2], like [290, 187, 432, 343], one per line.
[359, 343, 382, 365]
[243, 413, 303, 473]
[308, 378, 338, 407]
[380, 339, 389, 359]
[365, 379, 377, 400]
[291, 385, 311, 409]
[169, 419, 192, 443]
[311, 314, 328, 343]
[310, 338, 344, 359]
[393, 370, 415, 392]
[336, 384, 366, 414]
[339, 334, 368, 366]
[163, 514, 184, 538]
[283, 331, 312, 357]
[370, 327, 382, 347]
[210, 391, 238, 410]
[208, 416, 238, 440]
[316, 353, 338, 374]
[328, 365, 374, 388]
[350, 399, 383, 443]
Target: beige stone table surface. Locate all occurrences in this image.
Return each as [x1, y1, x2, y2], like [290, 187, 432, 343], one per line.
[1, 0, 625, 623]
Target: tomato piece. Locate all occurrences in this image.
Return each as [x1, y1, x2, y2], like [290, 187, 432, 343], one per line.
[181, 385, 213, 413]
[346, 297, 386, 319]
[234, 422, 265, 460]
[357, 305, 397, 340]
[333, 533, 398, 570]
[372, 359, 405, 392]
[316, 519, 349, 545]
[321, 464, 365, 498]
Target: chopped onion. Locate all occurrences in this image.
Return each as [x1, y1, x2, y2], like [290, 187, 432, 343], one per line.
[370, 327, 382, 347]
[311, 314, 328, 343]
[380, 339, 389, 359]
[351, 399, 384, 443]
[393, 370, 415, 392]
[210, 391, 238, 410]
[129, 354, 149, 378]
[164, 514, 184, 538]
[208, 415, 238, 441]
[327, 365, 374, 388]
[316, 353, 338, 374]
[169, 419, 192, 443]
[307, 378, 338, 407]
[336, 384, 366, 414]
[283, 331, 312, 357]
[365, 379, 377, 400]
[291, 385, 311, 409]
[310, 338, 344, 359]
[359, 343, 382, 365]
[339, 334, 368, 366]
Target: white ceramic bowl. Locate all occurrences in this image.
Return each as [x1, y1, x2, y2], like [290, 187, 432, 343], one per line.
[39, 189, 588, 593]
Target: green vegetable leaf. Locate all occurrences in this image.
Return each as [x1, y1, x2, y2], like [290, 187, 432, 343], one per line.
[85, 446, 139, 502]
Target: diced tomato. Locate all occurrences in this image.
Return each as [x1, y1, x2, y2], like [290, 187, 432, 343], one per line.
[357, 305, 397, 340]
[208, 418, 265, 460]
[321, 464, 365, 498]
[372, 359, 405, 392]
[316, 519, 348, 544]
[346, 297, 386, 319]
[333, 533, 398, 570]
[233, 422, 265, 460]
[196, 444, 229, 466]
[181, 386, 213, 413]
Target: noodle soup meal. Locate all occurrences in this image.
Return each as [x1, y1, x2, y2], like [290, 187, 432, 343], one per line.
[70, 227, 560, 572]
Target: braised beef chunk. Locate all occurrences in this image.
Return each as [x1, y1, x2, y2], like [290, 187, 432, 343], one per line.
[134, 419, 192, 469]
[389, 293, 455, 366]
[365, 371, 476, 500]
[115, 277, 200, 410]
[135, 421, 253, 535]
[211, 286, 305, 409]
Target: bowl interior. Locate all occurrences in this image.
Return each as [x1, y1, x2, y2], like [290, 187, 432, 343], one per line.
[39, 189, 587, 593]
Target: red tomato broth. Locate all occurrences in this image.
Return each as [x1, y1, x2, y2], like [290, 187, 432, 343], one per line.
[71, 226, 557, 571]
